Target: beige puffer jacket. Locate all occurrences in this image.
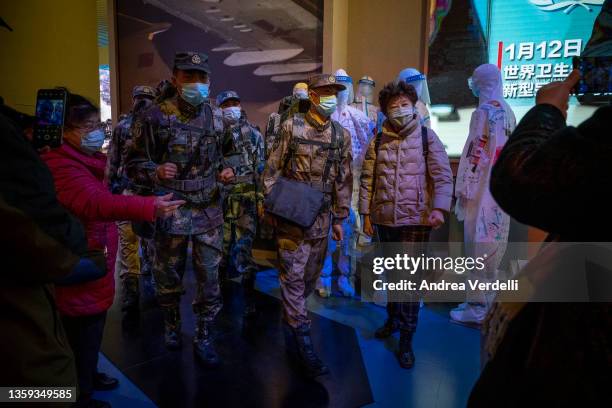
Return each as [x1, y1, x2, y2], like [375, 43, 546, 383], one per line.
[359, 121, 453, 226]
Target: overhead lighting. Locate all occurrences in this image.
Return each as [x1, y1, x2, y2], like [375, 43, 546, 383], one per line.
[212, 43, 242, 52]
[224, 48, 304, 66]
[233, 23, 247, 29]
[220, 16, 234, 22]
[239, 28, 253, 32]
[254, 62, 322, 76]
[270, 74, 310, 83]
[205, 7, 221, 13]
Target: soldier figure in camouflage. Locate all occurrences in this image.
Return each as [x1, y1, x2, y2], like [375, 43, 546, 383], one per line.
[216, 91, 265, 318]
[263, 74, 353, 377]
[126, 52, 235, 367]
[105, 85, 158, 313]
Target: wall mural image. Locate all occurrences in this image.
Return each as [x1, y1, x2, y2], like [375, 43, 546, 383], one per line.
[117, 0, 323, 128]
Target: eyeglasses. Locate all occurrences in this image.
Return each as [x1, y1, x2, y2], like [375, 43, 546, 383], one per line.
[74, 121, 103, 133]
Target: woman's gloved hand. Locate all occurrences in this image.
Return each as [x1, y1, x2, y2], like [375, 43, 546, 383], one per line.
[55, 249, 106, 286]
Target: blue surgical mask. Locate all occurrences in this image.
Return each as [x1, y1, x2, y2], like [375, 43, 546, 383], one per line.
[315, 95, 337, 117]
[294, 90, 308, 100]
[80, 128, 105, 153]
[180, 82, 209, 106]
[222, 106, 242, 125]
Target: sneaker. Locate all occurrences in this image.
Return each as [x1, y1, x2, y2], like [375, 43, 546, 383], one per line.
[315, 276, 332, 298]
[450, 302, 468, 313]
[450, 303, 487, 327]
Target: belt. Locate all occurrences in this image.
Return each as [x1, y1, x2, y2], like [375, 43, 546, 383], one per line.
[160, 176, 214, 192]
[231, 174, 256, 185]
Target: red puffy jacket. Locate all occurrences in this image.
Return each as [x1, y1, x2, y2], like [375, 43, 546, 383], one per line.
[42, 143, 156, 316]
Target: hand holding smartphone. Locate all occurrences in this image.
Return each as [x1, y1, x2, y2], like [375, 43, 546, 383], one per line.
[33, 88, 67, 149]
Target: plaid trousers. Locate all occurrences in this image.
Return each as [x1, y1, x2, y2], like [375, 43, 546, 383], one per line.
[376, 225, 431, 332]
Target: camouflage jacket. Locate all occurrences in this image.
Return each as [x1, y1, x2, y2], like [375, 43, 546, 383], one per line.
[105, 115, 134, 193]
[126, 95, 225, 235]
[263, 112, 353, 239]
[221, 118, 265, 202]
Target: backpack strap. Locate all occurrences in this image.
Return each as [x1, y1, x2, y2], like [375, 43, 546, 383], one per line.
[369, 132, 383, 208]
[421, 125, 429, 171]
[321, 120, 343, 186]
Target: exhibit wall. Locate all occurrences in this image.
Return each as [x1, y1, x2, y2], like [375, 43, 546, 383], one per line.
[115, 0, 324, 129]
[0, 0, 100, 114]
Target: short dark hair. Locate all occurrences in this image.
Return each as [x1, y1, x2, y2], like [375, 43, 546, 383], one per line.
[378, 81, 418, 115]
[59, 88, 99, 129]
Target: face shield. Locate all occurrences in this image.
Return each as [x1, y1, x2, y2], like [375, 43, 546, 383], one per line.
[396, 68, 431, 105]
[334, 69, 354, 110]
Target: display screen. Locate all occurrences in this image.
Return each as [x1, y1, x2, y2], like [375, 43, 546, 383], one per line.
[35, 97, 65, 126]
[575, 56, 612, 95]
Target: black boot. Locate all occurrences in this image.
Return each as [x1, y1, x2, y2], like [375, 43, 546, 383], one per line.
[121, 275, 139, 312]
[242, 273, 257, 319]
[398, 330, 415, 369]
[290, 324, 330, 378]
[162, 306, 182, 350]
[375, 318, 399, 339]
[194, 318, 220, 367]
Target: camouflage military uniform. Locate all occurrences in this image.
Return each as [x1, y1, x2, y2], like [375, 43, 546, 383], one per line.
[126, 93, 225, 331]
[105, 111, 155, 308]
[263, 110, 353, 328]
[220, 117, 265, 295]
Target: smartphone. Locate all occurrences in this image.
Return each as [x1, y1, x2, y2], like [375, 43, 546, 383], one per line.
[572, 56, 612, 102]
[33, 88, 67, 149]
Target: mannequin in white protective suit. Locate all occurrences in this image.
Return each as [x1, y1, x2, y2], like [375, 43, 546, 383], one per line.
[351, 75, 380, 124]
[452, 63, 516, 326]
[396, 68, 432, 128]
[316, 69, 375, 298]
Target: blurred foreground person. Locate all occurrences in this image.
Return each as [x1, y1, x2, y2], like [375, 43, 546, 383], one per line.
[360, 81, 452, 369]
[0, 103, 104, 400]
[263, 74, 353, 377]
[469, 70, 612, 406]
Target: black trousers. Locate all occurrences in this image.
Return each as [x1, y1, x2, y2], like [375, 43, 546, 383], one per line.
[376, 225, 431, 332]
[61, 311, 107, 399]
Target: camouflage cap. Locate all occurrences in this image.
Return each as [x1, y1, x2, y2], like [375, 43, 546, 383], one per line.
[173, 51, 211, 73]
[216, 90, 240, 106]
[132, 85, 157, 99]
[308, 74, 346, 91]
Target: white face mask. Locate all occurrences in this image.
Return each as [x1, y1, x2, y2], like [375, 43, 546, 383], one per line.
[222, 106, 241, 125]
[387, 105, 416, 129]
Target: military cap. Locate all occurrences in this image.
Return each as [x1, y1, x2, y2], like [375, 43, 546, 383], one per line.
[216, 90, 240, 106]
[132, 85, 157, 99]
[308, 74, 346, 91]
[173, 51, 211, 73]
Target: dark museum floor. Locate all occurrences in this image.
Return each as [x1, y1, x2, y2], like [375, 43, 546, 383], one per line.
[98, 266, 480, 408]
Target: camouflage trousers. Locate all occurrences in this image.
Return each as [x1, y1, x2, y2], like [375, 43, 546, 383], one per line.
[277, 234, 329, 328]
[116, 221, 141, 279]
[221, 199, 258, 281]
[153, 227, 223, 321]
